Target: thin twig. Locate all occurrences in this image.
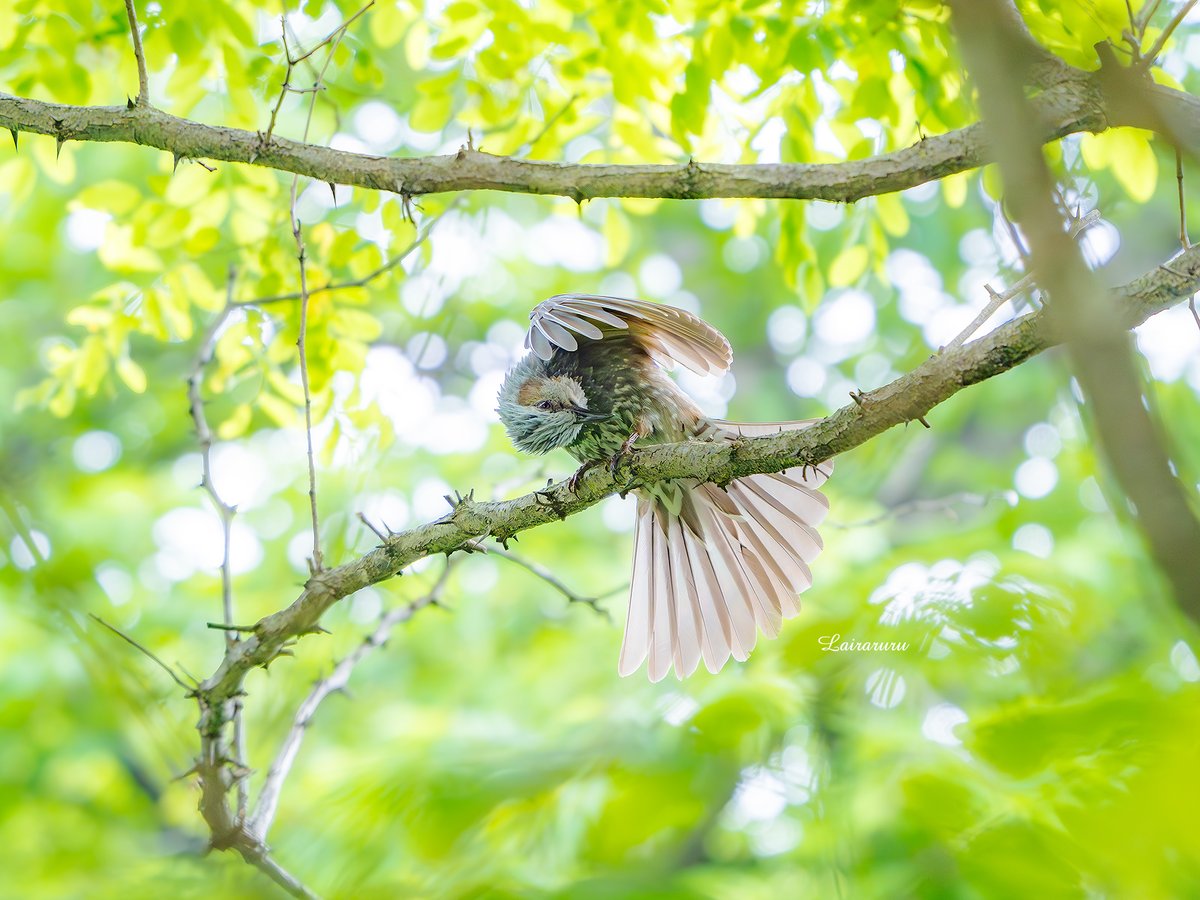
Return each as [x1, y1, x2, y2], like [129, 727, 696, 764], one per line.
[0, 490, 46, 567]
[472, 543, 617, 621]
[293, 216, 322, 573]
[1177, 146, 1200, 329]
[826, 491, 1012, 529]
[944, 209, 1099, 349]
[240, 848, 320, 900]
[525, 92, 579, 152]
[284, 6, 365, 574]
[186, 267, 249, 813]
[290, 2, 373, 66]
[122, 0, 151, 106]
[1140, 0, 1168, 30]
[943, 275, 1036, 351]
[249, 562, 453, 841]
[89, 614, 194, 692]
[262, 3, 372, 145]
[1142, 0, 1199, 67]
[234, 198, 460, 308]
[1178, 146, 1191, 249]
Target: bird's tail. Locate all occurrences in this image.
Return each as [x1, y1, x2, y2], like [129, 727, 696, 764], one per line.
[618, 420, 832, 682]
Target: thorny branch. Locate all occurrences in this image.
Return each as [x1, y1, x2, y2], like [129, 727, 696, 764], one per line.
[189, 239, 1200, 810]
[5, 55, 1199, 201]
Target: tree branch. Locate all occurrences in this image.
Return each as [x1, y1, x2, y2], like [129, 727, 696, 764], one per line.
[0, 81, 1104, 201]
[478, 543, 617, 621]
[249, 563, 452, 843]
[952, 0, 1200, 616]
[192, 241, 1200, 741]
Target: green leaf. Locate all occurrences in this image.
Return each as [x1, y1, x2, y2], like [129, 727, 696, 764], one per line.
[115, 357, 147, 394]
[828, 245, 868, 287]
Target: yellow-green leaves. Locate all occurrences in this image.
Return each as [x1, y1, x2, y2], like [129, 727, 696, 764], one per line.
[1081, 129, 1159, 203]
[829, 244, 869, 287]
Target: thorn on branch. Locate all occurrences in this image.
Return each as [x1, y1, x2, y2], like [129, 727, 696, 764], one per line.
[357, 512, 390, 542]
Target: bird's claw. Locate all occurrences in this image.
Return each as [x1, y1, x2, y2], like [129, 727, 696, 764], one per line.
[534, 488, 568, 519]
[567, 460, 600, 493]
[608, 448, 633, 477]
[608, 433, 641, 477]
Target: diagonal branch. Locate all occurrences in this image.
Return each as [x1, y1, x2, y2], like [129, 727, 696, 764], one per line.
[192, 241, 1200, 735]
[478, 544, 617, 621]
[249, 563, 453, 842]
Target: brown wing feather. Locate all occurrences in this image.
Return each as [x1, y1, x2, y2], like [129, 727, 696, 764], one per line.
[526, 294, 733, 377]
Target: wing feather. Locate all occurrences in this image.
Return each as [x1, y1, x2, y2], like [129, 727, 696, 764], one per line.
[526, 294, 732, 376]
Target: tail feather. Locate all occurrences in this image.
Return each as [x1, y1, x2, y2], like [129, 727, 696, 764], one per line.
[618, 420, 833, 681]
[648, 513, 675, 682]
[666, 514, 705, 677]
[693, 490, 761, 656]
[618, 502, 656, 676]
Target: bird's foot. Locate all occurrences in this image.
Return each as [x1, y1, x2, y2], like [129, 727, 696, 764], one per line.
[608, 433, 641, 477]
[567, 459, 602, 493]
[533, 488, 569, 519]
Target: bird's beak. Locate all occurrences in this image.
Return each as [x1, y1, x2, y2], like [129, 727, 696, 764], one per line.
[571, 406, 609, 422]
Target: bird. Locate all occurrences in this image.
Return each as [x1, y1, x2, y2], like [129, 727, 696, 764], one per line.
[497, 294, 832, 682]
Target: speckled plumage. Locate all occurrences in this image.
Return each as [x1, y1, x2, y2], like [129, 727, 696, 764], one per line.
[498, 295, 832, 682]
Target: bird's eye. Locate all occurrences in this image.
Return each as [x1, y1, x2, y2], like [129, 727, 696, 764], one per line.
[536, 400, 553, 410]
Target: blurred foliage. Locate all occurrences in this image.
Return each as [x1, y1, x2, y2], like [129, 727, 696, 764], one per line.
[3, 0, 1200, 897]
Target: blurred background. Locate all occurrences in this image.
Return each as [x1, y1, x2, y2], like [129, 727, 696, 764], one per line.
[3, 0, 1200, 896]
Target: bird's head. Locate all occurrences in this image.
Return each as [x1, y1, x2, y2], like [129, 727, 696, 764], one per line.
[497, 365, 608, 455]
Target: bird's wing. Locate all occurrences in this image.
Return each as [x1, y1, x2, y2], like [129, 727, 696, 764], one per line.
[525, 294, 733, 377]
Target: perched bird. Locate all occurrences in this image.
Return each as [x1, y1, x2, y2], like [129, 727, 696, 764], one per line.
[497, 294, 832, 681]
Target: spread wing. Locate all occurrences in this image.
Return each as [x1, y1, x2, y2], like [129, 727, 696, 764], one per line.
[525, 294, 733, 377]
